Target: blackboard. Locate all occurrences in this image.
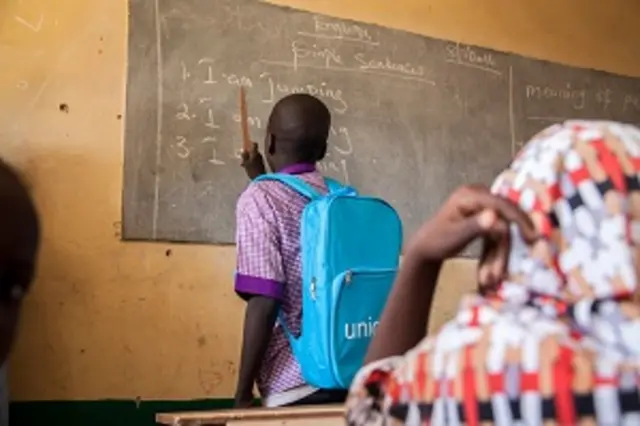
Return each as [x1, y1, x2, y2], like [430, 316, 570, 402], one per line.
[123, 0, 640, 256]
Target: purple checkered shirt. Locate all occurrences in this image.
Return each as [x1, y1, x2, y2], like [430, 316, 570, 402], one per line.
[234, 163, 328, 402]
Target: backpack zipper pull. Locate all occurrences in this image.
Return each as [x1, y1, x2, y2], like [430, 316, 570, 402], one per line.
[310, 277, 317, 300]
[345, 270, 352, 285]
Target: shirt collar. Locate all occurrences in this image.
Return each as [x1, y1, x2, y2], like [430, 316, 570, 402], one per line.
[278, 163, 316, 175]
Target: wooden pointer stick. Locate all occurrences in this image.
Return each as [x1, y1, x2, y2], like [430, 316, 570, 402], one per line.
[239, 86, 252, 153]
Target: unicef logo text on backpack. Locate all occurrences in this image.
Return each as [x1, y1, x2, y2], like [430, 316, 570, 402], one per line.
[344, 317, 379, 341]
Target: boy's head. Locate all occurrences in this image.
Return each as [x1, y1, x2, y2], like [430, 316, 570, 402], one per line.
[263, 94, 330, 172]
[0, 160, 39, 363]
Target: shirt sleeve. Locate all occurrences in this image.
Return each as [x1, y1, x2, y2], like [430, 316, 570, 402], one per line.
[234, 186, 286, 301]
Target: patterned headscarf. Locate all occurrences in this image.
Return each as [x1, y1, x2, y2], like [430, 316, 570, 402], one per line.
[346, 121, 640, 426]
[493, 120, 640, 305]
[484, 121, 640, 351]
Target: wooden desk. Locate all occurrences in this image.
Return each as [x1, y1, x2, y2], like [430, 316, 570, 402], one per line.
[156, 404, 345, 426]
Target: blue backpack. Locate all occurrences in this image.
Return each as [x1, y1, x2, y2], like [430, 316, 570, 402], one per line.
[254, 173, 403, 389]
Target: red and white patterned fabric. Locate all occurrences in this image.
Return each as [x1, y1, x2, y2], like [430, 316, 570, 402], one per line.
[346, 121, 640, 425]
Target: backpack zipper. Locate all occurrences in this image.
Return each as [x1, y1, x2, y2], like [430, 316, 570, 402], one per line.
[310, 277, 317, 300]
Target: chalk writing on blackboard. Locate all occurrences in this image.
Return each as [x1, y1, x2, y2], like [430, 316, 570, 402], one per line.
[261, 40, 436, 85]
[124, 0, 640, 254]
[445, 42, 500, 76]
[525, 83, 587, 110]
[300, 15, 379, 46]
[624, 94, 640, 112]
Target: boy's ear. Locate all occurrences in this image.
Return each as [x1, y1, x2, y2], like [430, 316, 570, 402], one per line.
[267, 133, 276, 156]
[316, 143, 327, 161]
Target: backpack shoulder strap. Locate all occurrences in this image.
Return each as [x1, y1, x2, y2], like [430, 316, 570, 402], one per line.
[253, 173, 321, 200]
[324, 177, 359, 196]
[324, 177, 344, 193]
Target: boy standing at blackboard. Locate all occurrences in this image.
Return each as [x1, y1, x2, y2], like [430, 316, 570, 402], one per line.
[233, 94, 347, 408]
